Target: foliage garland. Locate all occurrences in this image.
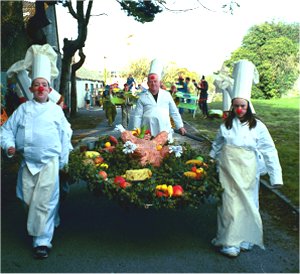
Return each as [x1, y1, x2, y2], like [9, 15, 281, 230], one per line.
[67, 135, 223, 209]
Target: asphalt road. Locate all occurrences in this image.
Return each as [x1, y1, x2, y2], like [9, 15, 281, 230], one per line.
[1, 108, 299, 273]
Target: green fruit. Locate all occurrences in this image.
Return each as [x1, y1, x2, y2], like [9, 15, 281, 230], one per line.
[196, 156, 204, 162]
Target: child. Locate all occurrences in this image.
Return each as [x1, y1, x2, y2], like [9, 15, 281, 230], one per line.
[1, 44, 73, 259]
[209, 60, 283, 258]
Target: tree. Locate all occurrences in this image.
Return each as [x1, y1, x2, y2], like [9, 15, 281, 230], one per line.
[70, 49, 86, 117]
[225, 21, 299, 98]
[1, 1, 31, 70]
[2, 0, 239, 114]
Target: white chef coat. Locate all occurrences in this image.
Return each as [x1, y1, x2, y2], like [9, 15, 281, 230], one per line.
[1, 99, 72, 247]
[130, 89, 184, 137]
[1, 99, 73, 175]
[209, 117, 283, 187]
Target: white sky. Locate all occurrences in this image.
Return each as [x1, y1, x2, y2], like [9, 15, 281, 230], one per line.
[56, 0, 300, 76]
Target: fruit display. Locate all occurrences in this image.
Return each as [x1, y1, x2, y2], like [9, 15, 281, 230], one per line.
[67, 131, 223, 209]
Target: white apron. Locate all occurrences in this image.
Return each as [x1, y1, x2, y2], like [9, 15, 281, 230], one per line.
[215, 145, 264, 249]
[22, 157, 58, 236]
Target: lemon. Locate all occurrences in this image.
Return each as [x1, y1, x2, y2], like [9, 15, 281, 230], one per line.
[104, 142, 111, 148]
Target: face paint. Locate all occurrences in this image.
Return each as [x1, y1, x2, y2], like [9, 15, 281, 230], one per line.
[236, 108, 243, 115]
[150, 75, 156, 80]
[38, 86, 44, 92]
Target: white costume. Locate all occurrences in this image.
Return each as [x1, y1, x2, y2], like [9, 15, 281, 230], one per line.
[209, 118, 283, 249]
[1, 100, 72, 247]
[131, 88, 184, 138]
[130, 58, 184, 140]
[209, 59, 283, 251]
[1, 44, 72, 249]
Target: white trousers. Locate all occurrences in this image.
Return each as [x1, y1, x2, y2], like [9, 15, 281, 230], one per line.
[17, 157, 60, 248]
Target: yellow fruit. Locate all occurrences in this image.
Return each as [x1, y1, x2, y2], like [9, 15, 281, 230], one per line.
[84, 151, 100, 158]
[167, 185, 173, 197]
[196, 168, 204, 174]
[184, 171, 197, 178]
[161, 184, 168, 191]
[104, 142, 111, 148]
[185, 159, 203, 166]
[156, 145, 163, 151]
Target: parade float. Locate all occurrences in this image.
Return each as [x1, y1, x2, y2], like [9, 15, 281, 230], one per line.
[67, 125, 223, 209]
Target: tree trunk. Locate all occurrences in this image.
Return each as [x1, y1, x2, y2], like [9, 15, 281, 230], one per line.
[70, 49, 86, 118]
[59, 1, 91, 112]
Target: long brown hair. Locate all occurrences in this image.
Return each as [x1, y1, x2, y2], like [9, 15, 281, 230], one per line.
[224, 100, 258, 129]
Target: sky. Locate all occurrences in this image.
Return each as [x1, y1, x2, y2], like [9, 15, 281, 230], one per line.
[56, 0, 300, 77]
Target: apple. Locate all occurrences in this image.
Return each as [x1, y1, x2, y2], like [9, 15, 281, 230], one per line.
[155, 190, 168, 197]
[172, 185, 183, 197]
[109, 135, 118, 145]
[114, 176, 126, 184]
[94, 156, 104, 164]
[119, 181, 131, 189]
[98, 170, 108, 180]
[191, 166, 197, 172]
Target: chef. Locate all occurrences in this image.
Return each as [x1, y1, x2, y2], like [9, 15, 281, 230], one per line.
[1, 44, 73, 259]
[130, 59, 186, 142]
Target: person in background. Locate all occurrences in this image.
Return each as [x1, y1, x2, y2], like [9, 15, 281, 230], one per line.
[118, 83, 134, 128]
[192, 79, 201, 96]
[1, 44, 73, 260]
[209, 60, 283, 258]
[84, 89, 91, 110]
[102, 85, 117, 127]
[126, 74, 136, 91]
[185, 77, 196, 114]
[198, 75, 209, 118]
[130, 59, 186, 142]
[176, 76, 185, 114]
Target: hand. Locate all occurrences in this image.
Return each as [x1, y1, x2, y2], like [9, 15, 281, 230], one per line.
[178, 127, 186, 135]
[7, 146, 16, 156]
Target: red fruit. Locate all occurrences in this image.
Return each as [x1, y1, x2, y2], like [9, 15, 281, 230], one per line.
[114, 176, 126, 184]
[102, 146, 115, 153]
[155, 190, 168, 197]
[98, 170, 108, 180]
[145, 129, 151, 135]
[172, 185, 183, 197]
[94, 156, 104, 164]
[119, 181, 131, 189]
[191, 166, 197, 172]
[109, 135, 118, 145]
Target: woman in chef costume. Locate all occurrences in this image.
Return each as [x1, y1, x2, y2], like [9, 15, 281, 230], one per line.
[1, 44, 73, 259]
[209, 60, 283, 257]
[129, 59, 186, 142]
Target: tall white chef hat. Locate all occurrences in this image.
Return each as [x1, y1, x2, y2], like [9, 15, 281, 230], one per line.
[148, 58, 164, 79]
[7, 60, 33, 100]
[232, 59, 259, 113]
[222, 90, 232, 112]
[23, 44, 59, 84]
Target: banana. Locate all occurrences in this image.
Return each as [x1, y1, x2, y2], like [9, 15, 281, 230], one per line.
[185, 159, 203, 166]
[167, 185, 173, 197]
[183, 171, 197, 178]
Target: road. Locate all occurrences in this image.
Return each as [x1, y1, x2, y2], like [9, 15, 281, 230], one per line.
[1, 107, 299, 273]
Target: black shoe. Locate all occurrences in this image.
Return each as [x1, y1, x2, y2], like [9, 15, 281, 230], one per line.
[34, 246, 49, 259]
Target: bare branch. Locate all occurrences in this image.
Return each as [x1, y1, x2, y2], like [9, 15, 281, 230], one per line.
[65, 0, 78, 19]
